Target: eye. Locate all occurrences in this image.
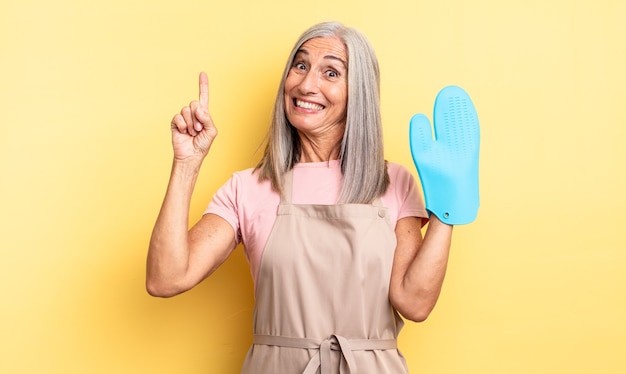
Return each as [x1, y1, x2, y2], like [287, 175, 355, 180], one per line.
[325, 70, 339, 78]
[294, 62, 307, 71]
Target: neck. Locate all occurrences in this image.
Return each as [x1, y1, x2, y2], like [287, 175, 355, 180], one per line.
[297, 125, 344, 163]
[298, 136, 342, 162]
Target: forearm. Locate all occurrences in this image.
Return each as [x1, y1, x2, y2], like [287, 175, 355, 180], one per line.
[391, 216, 452, 321]
[147, 158, 202, 295]
[406, 216, 452, 302]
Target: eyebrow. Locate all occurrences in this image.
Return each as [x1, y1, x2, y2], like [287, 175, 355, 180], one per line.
[296, 48, 347, 68]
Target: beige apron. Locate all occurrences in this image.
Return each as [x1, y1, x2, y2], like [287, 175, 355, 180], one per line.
[241, 171, 409, 374]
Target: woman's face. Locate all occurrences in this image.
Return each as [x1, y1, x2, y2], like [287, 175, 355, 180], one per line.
[284, 36, 348, 137]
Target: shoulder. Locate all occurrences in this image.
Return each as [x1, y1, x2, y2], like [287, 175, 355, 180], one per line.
[230, 167, 261, 185]
[223, 167, 272, 194]
[386, 161, 417, 188]
[382, 161, 428, 224]
[210, 167, 274, 208]
[231, 167, 278, 202]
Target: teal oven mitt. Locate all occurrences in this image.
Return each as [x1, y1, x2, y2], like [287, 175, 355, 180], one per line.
[409, 86, 480, 225]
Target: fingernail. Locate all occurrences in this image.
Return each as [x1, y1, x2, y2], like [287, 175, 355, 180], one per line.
[195, 122, 203, 131]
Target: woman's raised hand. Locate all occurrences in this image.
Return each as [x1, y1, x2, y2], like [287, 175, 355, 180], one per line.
[170, 72, 218, 161]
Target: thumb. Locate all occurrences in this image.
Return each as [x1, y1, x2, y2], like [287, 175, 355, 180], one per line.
[409, 113, 435, 158]
[195, 106, 210, 122]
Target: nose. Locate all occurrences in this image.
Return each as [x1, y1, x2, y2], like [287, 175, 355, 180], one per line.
[298, 70, 320, 94]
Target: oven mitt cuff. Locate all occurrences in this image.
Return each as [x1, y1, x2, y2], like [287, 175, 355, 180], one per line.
[409, 86, 480, 225]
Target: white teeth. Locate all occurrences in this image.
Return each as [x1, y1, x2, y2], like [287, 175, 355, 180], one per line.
[296, 99, 324, 111]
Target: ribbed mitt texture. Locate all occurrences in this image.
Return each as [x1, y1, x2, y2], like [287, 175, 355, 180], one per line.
[409, 86, 480, 225]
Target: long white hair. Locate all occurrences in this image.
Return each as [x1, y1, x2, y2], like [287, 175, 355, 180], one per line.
[256, 21, 389, 204]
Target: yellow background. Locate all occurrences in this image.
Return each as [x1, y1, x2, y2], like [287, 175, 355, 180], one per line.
[1, 0, 625, 372]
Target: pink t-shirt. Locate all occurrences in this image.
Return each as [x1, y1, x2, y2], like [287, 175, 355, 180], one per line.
[204, 160, 428, 283]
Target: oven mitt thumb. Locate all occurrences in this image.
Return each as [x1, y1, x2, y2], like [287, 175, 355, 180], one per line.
[409, 86, 480, 225]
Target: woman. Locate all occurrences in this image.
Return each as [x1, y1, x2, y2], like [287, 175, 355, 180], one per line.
[147, 21, 453, 373]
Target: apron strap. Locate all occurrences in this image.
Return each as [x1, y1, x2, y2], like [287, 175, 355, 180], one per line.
[254, 334, 397, 374]
[281, 169, 294, 204]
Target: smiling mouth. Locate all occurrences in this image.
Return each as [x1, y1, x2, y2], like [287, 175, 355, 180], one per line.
[294, 99, 325, 111]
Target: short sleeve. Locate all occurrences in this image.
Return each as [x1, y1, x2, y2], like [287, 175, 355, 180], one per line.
[388, 163, 429, 226]
[204, 174, 242, 244]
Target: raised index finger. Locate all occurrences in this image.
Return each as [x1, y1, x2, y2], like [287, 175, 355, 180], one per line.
[199, 71, 209, 109]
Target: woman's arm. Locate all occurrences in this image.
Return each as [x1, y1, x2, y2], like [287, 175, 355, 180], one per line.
[146, 161, 237, 297]
[146, 72, 237, 298]
[389, 216, 452, 322]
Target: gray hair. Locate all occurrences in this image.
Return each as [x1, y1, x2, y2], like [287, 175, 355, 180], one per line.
[256, 21, 389, 204]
